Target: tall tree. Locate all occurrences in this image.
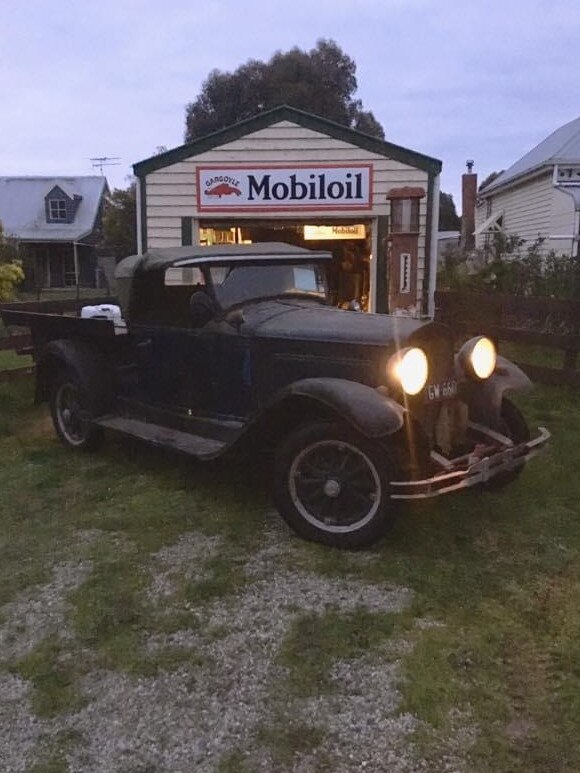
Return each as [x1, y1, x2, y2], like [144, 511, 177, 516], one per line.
[439, 192, 461, 231]
[101, 184, 137, 260]
[185, 39, 384, 142]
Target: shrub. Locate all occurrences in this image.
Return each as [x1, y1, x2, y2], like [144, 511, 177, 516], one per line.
[0, 222, 25, 301]
[437, 233, 580, 299]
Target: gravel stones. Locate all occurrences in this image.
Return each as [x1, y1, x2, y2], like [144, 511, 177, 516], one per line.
[0, 527, 476, 771]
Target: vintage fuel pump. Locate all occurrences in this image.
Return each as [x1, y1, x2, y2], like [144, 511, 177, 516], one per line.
[386, 187, 425, 313]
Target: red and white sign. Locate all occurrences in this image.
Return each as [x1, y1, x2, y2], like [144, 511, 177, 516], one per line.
[196, 165, 373, 212]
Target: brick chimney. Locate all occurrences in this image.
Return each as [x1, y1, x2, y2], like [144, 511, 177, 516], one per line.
[460, 160, 477, 250]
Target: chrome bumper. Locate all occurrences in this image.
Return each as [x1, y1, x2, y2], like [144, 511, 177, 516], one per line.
[390, 425, 551, 500]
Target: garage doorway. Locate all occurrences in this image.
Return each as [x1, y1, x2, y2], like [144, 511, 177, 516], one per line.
[199, 219, 372, 310]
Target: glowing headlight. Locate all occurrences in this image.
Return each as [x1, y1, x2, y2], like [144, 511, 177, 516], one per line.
[459, 336, 497, 380]
[388, 347, 428, 396]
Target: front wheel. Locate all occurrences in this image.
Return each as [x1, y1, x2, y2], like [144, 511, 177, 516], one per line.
[273, 422, 395, 548]
[486, 397, 530, 490]
[50, 370, 104, 451]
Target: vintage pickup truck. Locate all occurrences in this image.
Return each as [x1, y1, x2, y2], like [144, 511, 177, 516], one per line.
[1, 243, 550, 547]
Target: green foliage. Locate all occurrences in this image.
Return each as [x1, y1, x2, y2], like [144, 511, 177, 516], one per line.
[439, 191, 461, 231]
[0, 220, 25, 300]
[101, 184, 137, 260]
[184, 39, 384, 142]
[438, 232, 580, 299]
[478, 170, 504, 192]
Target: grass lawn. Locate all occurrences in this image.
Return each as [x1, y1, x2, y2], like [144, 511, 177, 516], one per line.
[0, 349, 33, 370]
[0, 376, 578, 771]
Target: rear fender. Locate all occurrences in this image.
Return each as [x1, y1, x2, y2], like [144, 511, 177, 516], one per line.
[275, 377, 405, 438]
[458, 355, 532, 428]
[35, 339, 111, 408]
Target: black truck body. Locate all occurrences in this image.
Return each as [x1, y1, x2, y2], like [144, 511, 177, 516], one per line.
[1, 243, 550, 547]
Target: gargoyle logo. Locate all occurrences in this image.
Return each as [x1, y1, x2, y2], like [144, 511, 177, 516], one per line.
[206, 183, 242, 198]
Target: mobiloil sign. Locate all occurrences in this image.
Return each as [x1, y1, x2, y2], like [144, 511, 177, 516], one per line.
[197, 165, 373, 212]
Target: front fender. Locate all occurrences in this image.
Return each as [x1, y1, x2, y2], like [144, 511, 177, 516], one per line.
[281, 377, 405, 438]
[458, 355, 532, 427]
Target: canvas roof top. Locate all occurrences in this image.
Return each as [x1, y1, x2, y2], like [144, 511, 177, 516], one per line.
[0, 176, 108, 242]
[482, 116, 580, 194]
[114, 242, 333, 314]
[115, 242, 332, 280]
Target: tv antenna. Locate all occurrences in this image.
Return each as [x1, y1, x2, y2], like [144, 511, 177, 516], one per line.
[90, 156, 121, 175]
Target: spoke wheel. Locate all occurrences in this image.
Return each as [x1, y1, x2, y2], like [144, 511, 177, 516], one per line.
[55, 382, 91, 446]
[50, 370, 104, 451]
[274, 422, 395, 548]
[289, 439, 381, 532]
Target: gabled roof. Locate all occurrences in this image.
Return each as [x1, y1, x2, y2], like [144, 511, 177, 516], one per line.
[133, 105, 442, 177]
[482, 115, 580, 194]
[0, 176, 108, 242]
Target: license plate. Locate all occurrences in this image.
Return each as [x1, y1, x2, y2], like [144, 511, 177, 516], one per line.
[425, 379, 458, 401]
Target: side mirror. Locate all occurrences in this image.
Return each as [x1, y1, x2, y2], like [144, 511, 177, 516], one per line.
[190, 291, 219, 328]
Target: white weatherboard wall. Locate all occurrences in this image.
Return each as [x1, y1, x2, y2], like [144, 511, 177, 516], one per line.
[550, 187, 577, 255]
[476, 171, 579, 255]
[144, 121, 430, 309]
[490, 173, 552, 245]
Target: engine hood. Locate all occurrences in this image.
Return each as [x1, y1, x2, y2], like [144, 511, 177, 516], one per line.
[235, 299, 431, 346]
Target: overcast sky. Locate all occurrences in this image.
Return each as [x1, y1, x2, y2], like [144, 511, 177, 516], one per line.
[2, 0, 579, 213]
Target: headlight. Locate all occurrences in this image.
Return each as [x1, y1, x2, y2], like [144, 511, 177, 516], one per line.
[388, 347, 428, 396]
[459, 336, 496, 380]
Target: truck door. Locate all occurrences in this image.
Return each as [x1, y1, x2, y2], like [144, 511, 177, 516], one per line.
[129, 267, 213, 415]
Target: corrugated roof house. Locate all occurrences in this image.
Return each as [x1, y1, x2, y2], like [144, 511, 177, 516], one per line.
[475, 116, 580, 257]
[0, 176, 108, 289]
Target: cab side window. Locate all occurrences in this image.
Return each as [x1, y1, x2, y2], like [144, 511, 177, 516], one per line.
[131, 267, 207, 327]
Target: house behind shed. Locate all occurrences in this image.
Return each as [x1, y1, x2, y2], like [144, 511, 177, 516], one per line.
[476, 116, 580, 257]
[0, 176, 109, 290]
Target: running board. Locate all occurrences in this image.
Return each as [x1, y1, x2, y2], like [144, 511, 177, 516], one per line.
[95, 416, 226, 460]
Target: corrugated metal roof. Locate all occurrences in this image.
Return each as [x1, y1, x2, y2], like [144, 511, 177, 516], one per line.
[482, 116, 580, 194]
[0, 176, 108, 242]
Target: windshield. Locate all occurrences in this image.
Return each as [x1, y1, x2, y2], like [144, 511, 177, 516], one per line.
[209, 263, 328, 309]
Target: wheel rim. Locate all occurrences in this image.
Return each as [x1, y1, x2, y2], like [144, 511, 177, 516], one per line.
[288, 439, 382, 533]
[55, 382, 91, 446]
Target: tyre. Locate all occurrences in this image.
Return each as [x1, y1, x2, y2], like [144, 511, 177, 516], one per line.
[485, 397, 530, 490]
[273, 422, 395, 548]
[50, 369, 104, 451]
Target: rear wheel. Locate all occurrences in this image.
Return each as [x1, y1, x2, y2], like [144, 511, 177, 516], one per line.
[273, 422, 395, 548]
[50, 370, 104, 451]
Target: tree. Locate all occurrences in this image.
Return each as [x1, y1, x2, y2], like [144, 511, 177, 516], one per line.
[0, 221, 24, 300]
[479, 170, 503, 191]
[101, 184, 137, 259]
[185, 39, 384, 142]
[439, 192, 461, 231]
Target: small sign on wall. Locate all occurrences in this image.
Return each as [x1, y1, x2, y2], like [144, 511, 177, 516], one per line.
[399, 253, 411, 293]
[303, 224, 366, 240]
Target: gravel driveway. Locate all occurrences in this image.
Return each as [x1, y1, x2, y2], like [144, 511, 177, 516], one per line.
[0, 521, 475, 772]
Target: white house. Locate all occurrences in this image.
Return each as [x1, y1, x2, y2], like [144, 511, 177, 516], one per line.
[475, 116, 580, 257]
[133, 106, 442, 316]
